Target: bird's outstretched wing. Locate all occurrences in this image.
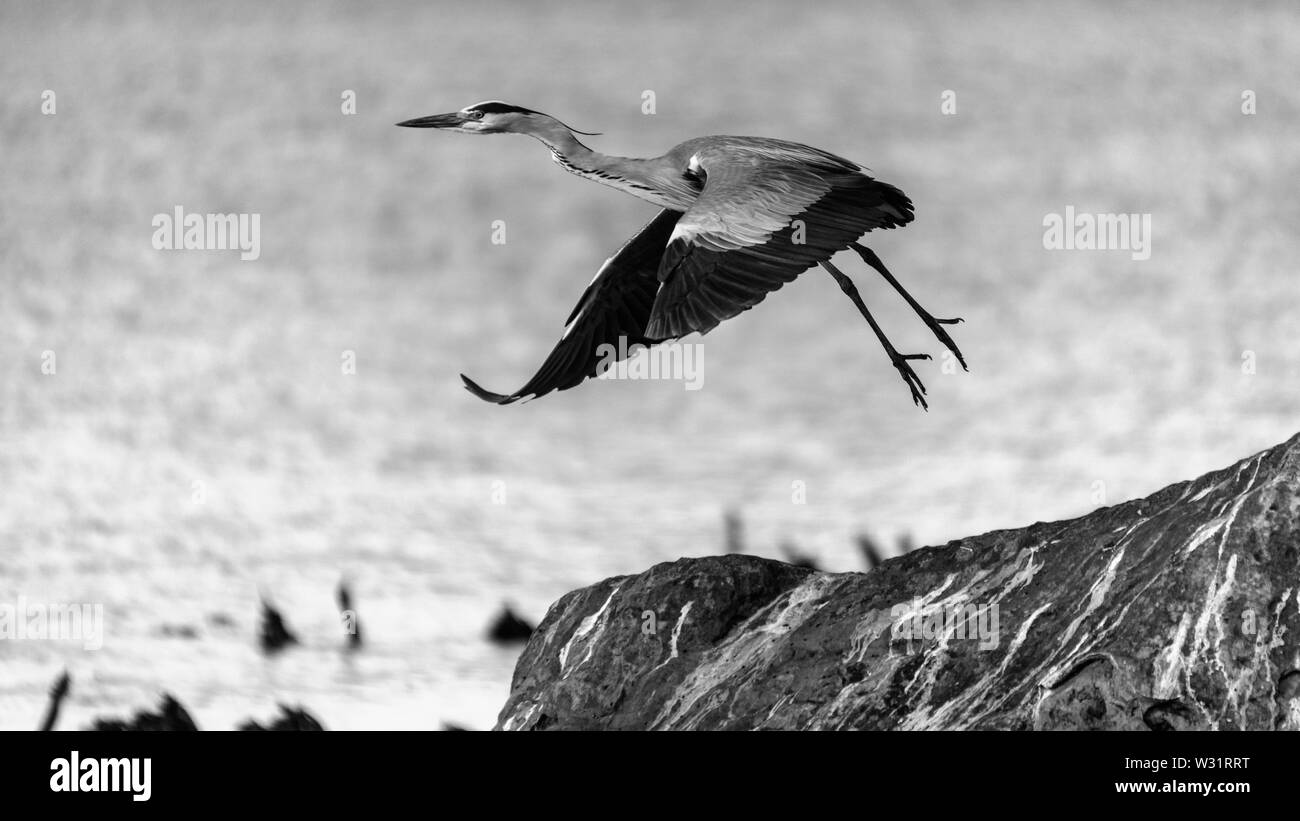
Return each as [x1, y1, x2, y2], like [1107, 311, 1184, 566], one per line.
[645, 144, 913, 340]
[461, 208, 682, 404]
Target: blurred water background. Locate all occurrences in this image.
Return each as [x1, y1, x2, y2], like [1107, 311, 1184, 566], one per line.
[2, 0, 1298, 730]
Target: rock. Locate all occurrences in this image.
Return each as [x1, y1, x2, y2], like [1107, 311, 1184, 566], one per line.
[158, 623, 200, 639]
[496, 433, 1300, 730]
[39, 670, 71, 731]
[91, 694, 199, 731]
[238, 705, 326, 731]
[779, 543, 820, 571]
[856, 534, 885, 571]
[487, 604, 535, 645]
[91, 698, 326, 731]
[337, 580, 362, 649]
[259, 599, 298, 654]
[723, 510, 745, 554]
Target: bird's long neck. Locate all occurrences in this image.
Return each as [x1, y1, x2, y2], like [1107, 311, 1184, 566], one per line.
[522, 120, 696, 210]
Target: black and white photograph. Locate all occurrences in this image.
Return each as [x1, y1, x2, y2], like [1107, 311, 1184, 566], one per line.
[2, 0, 1296, 803]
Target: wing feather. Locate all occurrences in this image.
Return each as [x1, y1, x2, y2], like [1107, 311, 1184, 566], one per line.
[461, 208, 681, 404]
[646, 147, 913, 340]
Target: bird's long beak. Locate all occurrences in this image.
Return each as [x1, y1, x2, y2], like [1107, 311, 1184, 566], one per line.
[395, 112, 463, 129]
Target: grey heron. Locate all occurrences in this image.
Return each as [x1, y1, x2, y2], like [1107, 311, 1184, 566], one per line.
[397, 101, 965, 409]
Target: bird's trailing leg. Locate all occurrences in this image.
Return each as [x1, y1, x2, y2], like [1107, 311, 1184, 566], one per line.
[820, 260, 930, 410]
[851, 243, 967, 371]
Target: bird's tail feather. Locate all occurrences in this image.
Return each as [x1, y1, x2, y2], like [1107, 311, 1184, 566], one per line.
[460, 373, 518, 404]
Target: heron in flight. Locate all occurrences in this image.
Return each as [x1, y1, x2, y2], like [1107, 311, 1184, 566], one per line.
[397, 101, 965, 409]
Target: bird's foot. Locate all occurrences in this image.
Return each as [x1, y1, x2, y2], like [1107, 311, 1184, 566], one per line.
[889, 352, 931, 410]
[919, 316, 968, 371]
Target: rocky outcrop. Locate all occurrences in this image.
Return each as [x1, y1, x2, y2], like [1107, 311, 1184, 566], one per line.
[237, 705, 326, 731]
[497, 433, 1300, 730]
[91, 694, 199, 731]
[87, 694, 326, 731]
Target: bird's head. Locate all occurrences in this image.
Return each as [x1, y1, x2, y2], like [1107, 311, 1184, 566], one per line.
[396, 100, 599, 138]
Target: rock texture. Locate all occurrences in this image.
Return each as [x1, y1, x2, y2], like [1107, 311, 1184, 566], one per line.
[497, 433, 1300, 730]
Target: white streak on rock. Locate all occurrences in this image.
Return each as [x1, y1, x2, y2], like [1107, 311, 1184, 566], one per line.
[501, 701, 541, 731]
[1189, 484, 1218, 502]
[758, 575, 834, 636]
[558, 585, 621, 676]
[1153, 612, 1192, 699]
[649, 601, 695, 673]
[997, 601, 1053, 679]
[1181, 517, 1226, 557]
[1060, 542, 1126, 646]
[1185, 553, 1239, 728]
[930, 599, 1058, 730]
[889, 551, 1045, 729]
[668, 601, 693, 659]
[1260, 587, 1295, 727]
[651, 574, 837, 729]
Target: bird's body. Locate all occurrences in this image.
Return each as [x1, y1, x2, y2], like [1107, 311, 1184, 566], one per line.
[398, 101, 966, 408]
[539, 129, 869, 213]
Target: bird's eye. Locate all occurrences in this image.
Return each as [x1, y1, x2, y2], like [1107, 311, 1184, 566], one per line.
[465, 110, 484, 120]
